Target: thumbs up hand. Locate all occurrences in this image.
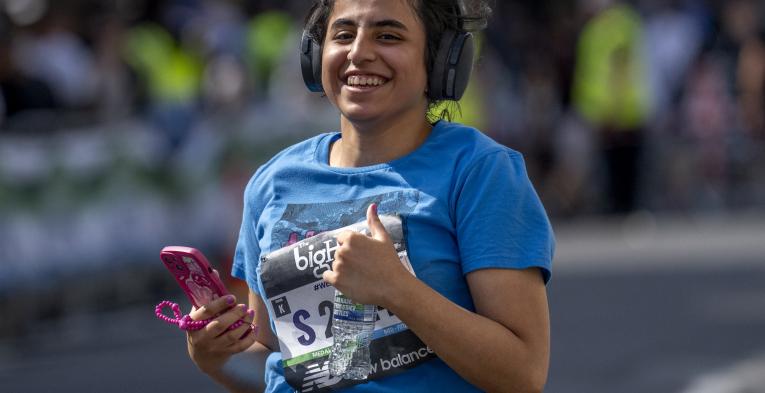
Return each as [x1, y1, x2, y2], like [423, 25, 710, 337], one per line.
[365, 203, 391, 243]
[322, 203, 412, 307]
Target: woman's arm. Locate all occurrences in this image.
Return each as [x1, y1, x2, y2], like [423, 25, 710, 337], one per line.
[188, 291, 278, 393]
[386, 267, 549, 393]
[323, 204, 550, 393]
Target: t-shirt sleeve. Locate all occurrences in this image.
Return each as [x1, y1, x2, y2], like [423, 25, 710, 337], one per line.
[231, 177, 263, 294]
[455, 150, 554, 283]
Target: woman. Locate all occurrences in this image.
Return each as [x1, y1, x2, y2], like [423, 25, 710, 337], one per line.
[187, 1, 554, 392]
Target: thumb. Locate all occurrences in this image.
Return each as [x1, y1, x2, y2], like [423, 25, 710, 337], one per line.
[366, 203, 389, 241]
[322, 269, 337, 285]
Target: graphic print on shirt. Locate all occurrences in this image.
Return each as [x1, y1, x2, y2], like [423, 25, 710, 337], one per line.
[259, 191, 437, 392]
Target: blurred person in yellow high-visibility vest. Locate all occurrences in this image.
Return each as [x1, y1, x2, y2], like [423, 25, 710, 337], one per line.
[124, 23, 203, 152]
[572, 1, 649, 213]
[246, 10, 294, 100]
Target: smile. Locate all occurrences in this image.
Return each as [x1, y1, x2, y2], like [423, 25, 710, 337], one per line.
[344, 75, 389, 90]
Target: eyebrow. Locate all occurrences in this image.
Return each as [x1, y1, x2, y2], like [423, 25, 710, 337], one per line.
[330, 18, 409, 31]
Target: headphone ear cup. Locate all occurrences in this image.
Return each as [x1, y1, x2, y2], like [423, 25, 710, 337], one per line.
[300, 32, 324, 92]
[428, 31, 474, 101]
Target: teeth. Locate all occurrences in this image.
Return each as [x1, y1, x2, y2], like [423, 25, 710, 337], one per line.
[347, 75, 386, 87]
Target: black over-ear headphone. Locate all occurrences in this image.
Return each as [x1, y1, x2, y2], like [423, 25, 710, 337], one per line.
[300, 0, 475, 101]
[300, 29, 323, 94]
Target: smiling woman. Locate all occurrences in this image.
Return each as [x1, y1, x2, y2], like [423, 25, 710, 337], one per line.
[184, 1, 555, 393]
[321, 0, 432, 165]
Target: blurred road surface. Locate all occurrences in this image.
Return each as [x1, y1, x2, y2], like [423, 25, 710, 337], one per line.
[1, 212, 764, 393]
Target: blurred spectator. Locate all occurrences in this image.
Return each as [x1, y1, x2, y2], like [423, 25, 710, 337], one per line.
[737, 35, 765, 138]
[124, 20, 202, 152]
[0, 18, 57, 129]
[194, 0, 248, 57]
[0, 86, 5, 128]
[193, 0, 250, 113]
[202, 54, 249, 113]
[679, 54, 736, 209]
[726, 0, 765, 139]
[246, 9, 293, 100]
[0, 14, 4, 127]
[90, 14, 137, 122]
[642, 0, 706, 124]
[572, 0, 650, 214]
[12, 6, 97, 109]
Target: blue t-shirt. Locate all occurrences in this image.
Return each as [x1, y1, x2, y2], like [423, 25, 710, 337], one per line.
[232, 121, 554, 392]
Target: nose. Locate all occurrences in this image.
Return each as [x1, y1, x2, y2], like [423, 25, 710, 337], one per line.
[347, 31, 376, 64]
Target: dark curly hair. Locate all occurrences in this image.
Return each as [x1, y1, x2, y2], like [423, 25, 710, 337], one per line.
[304, 0, 492, 122]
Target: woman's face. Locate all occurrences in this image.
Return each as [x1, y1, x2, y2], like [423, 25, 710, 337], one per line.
[321, 0, 429, 125]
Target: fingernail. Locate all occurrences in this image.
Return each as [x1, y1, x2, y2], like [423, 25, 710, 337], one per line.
[372, 203, 378, 215]
[247, 309, 255, 318]
[225, 295, 235, 305]
[240, 304, 247, 312]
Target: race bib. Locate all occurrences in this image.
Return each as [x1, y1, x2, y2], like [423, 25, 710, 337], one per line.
[259, 215, 435, 392]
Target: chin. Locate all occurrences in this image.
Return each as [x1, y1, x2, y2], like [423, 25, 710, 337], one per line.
[342, 113, 383, 125]
[339, 104, 383, 123]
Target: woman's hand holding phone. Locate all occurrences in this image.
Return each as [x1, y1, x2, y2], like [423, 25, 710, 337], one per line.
[186, 292, 258, 375]
[158, 246, 258, 375]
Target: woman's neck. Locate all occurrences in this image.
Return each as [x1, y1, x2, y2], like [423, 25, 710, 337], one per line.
[330, 112, 433, 168]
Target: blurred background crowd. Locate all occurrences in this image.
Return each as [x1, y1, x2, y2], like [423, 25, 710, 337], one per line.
[0, 0, 764, 353]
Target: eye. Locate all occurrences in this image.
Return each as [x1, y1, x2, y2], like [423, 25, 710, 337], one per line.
[378, 33, 401, 41]
[333, 31, 354, 41]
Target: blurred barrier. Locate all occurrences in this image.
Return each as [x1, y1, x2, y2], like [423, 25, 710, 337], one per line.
[0, 106, 338, 290]
[0, 106, 340, 337]
[1, 120, 221, 290]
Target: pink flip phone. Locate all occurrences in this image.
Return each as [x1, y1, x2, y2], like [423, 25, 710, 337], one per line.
[160, 246, 230, 309]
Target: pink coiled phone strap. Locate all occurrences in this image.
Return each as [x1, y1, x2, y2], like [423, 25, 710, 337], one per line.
[155, 300, 245, 331]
